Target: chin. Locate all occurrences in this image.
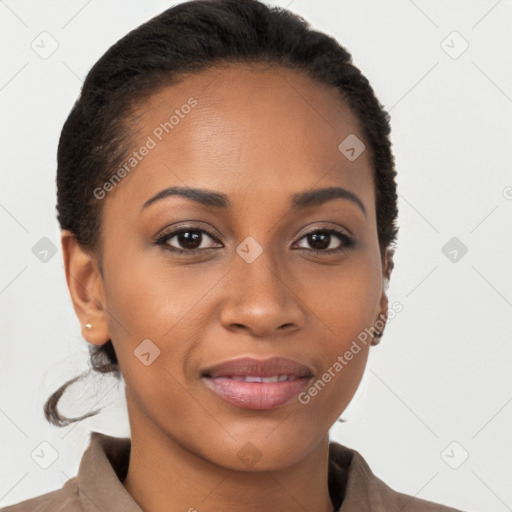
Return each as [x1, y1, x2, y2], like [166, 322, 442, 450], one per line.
[204, 430, 321, 473]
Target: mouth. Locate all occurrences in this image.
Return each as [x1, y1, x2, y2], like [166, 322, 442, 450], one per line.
[201, 357, 314, 410]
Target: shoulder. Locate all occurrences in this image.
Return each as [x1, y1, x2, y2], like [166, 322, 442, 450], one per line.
[0, 477, 83, 512]
[363, 476, 465, 512]
[328, 441, 466, 512]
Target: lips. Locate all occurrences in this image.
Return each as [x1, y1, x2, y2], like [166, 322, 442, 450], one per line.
[201, 357, 314, 410]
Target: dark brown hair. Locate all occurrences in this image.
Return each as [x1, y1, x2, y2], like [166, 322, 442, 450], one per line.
[46, 0, 398, 427]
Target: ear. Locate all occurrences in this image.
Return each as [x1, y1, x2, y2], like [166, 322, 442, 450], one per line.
[378, 246, 395, 319]
[382, 246, 395, 289]
[61, 230, 110, 346]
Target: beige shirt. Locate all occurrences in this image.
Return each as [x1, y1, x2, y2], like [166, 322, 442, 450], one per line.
[1, 431, 464, 512]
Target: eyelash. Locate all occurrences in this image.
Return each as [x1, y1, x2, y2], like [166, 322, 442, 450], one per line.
[154, 226, 355, 256]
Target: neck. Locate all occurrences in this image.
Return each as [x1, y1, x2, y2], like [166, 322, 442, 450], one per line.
[123, 418, 335, 512]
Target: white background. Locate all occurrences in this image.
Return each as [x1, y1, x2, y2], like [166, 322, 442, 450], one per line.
[1, 1, 511, 511]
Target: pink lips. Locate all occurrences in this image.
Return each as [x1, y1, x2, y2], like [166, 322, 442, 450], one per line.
[201, 357, 313, 410]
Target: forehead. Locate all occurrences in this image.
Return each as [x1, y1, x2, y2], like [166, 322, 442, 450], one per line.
[103, 63, 375, 219]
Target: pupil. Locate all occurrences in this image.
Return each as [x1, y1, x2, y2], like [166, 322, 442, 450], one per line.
[179, 231, 201, 249]
[309, 233, 329, 250]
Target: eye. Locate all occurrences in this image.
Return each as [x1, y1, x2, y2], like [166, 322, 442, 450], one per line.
[154, 225, 355, 256]
[293, 228, 355, 254]
[155, 227, 223, 254]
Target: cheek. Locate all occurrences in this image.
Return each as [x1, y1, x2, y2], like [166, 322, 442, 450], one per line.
[295, 251, 382, 341]
[103, 259, 212, 437]
[100, 251, 230, 416]
[296, 347, 368, 429]
[102, 249, 226, 343]
[291, 254, 380, 415]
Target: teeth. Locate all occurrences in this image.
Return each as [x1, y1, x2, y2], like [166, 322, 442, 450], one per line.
[226, 375, 297, 382]
[245, 376, 263, 383]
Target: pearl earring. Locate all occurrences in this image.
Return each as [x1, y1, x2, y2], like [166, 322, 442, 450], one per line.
[84, 323, 92, 329]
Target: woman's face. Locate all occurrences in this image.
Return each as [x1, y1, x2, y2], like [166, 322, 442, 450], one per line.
[75, 63, 389, 470]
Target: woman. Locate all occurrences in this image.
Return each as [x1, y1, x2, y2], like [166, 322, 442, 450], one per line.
[2, 1, 466, 511]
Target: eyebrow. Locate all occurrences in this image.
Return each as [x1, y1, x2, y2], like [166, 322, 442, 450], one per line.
[141, 186, 366, 217]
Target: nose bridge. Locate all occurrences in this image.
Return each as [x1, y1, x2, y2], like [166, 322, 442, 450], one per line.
[237, 245, 282, 300]
[220, 240, 304, 335]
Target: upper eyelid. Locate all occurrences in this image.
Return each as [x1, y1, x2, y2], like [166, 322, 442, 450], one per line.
[155, 213, 355, 238]
[157, 228, 222, 248]
[156, 224, 222, 241]
[292, 228, 352, 249]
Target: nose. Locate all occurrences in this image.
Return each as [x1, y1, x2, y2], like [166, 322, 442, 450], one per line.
[219, 250, 306, 338]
